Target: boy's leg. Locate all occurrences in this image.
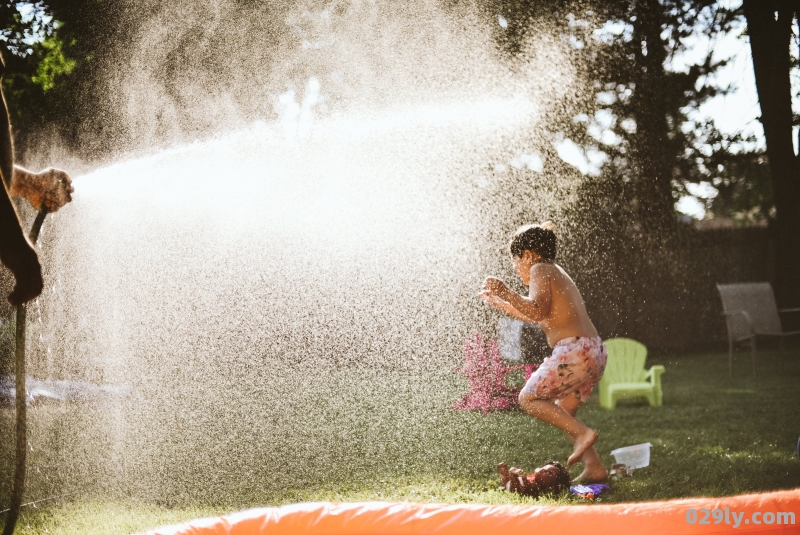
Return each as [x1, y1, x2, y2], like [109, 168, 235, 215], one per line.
[518, 391, 598, 466]
[519, 337, 607, 467]
[556, 393, 608, 482]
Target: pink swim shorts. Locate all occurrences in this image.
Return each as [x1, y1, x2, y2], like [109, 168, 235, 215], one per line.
[520, 336, 607, 402]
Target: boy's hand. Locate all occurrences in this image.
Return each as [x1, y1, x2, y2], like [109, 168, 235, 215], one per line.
[480, 277, 510, 300]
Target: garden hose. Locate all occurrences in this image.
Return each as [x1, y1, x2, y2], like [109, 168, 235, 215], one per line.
[2, 207, 48, 535]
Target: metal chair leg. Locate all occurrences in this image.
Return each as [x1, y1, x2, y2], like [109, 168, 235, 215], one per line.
[728, 335, 733, 376]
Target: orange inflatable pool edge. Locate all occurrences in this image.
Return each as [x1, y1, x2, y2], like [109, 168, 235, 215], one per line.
[144, 489, 800, 535]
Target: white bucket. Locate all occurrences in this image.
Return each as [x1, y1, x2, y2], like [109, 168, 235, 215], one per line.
[610, 443, 652, 469]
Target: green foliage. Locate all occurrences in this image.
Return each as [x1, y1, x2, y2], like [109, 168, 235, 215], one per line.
[0, 0, 122, 154]
[0, 2, 75, 148]
[31, 33, 75, 91]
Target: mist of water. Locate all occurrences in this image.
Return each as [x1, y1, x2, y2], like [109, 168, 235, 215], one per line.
[3, 0, 582, 505]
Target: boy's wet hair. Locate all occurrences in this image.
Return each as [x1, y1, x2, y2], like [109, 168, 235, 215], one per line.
[540, 460, 571, 494]
[509, 222, 557, 260]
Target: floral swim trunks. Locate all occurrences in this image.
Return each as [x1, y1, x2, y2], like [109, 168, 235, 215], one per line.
[521, 336, 608, 402]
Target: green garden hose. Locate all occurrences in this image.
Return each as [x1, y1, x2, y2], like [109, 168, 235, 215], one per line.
[2, 207, 48, 535]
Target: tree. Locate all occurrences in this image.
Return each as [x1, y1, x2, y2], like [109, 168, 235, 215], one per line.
[486, 1, 751, 345]
[494, 1, 741, 232]
[742, 0, 800, 308]
[0, 2, 74, 148]
[0, 1, 148, 159]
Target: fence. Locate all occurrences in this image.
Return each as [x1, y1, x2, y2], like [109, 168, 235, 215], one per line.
[575, 225, 774, 352]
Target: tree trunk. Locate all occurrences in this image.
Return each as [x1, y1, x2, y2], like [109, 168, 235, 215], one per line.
[630, 0, 678, 241]
[743, 0, 800, 308]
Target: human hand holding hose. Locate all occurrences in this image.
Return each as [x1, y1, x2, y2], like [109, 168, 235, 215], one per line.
[3, 166, 72, 305]
[9, 166, 73, 212]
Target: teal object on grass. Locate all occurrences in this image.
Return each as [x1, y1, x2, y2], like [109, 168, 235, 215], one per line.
[598, 338, 665, 409]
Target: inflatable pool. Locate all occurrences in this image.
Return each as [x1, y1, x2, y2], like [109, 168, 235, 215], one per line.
[146, 488, 799, 534]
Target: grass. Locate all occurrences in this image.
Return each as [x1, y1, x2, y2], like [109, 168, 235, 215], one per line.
[2, 348, 800, 534]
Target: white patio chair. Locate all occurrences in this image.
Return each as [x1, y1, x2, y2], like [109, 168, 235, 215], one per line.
[716, 282, 800, 375]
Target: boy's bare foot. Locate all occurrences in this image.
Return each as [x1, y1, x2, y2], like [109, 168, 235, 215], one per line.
[571, 465, 609, 483]
[568, 429, 598, 466]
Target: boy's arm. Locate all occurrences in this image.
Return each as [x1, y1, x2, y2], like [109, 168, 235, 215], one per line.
[490, 265, 551, 323]
[482, 294, 538, 323]
[508, 265, 551, 322]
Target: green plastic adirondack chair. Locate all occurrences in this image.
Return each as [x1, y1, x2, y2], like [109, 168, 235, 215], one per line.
[598, 338, 665, 409]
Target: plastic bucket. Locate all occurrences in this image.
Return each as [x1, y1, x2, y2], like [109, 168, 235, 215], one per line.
[610, 442, 651, 469]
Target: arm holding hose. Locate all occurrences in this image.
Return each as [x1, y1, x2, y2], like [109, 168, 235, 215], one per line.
[0, 52, 73, 306]
[0, 54, 41, 307]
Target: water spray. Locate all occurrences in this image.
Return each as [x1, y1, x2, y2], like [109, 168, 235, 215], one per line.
[2, 207, 48, 535]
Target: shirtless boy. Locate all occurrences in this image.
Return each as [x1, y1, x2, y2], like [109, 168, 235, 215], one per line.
[480, 222, 608, 482]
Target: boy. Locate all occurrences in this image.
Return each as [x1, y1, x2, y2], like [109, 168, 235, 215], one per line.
[479, 222, 608, 482]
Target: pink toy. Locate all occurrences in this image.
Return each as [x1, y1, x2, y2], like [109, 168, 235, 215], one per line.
[452, 332, 537, 413]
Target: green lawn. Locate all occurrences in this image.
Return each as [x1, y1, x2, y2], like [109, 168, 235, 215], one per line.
[2, 349, 800, 534]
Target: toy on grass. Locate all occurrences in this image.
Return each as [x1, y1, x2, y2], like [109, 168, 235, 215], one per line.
[497, 461, 571, 497]
[609, 463, 632, 479]
[452, 332, 536, 413]
[570, 483, 611, 500]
